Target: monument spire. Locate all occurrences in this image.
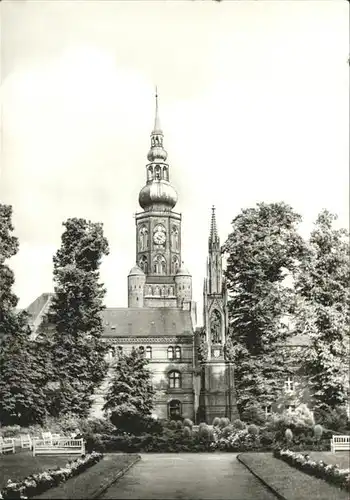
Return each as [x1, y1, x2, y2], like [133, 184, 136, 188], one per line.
[209, 205, 219, 247]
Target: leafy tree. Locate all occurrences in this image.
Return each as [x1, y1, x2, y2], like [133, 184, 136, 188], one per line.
[0, 204, 49, 425]
[295, 210, 350, 412]
[104, 348, 155, 434]
[46, 218, 109, 417]
[0, 204, 20, 342]
[0, 320, 49, 425]
[222, 202, 307, 414]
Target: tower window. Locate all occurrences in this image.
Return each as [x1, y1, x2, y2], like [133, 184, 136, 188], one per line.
[175, 346, 181, 360]
[146, 346, 152, 359]
[168, 371, 181, 389]
[167, 346, 174, 360]
[284, 376, 294, 393]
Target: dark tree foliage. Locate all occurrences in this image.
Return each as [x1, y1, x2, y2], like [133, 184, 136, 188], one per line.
[104, 348, 155, 434]
[222, 202, 307, 414]
[46, 218, 109, 417]
[295, 210, 350, 411]
[0, 204, 48, 425]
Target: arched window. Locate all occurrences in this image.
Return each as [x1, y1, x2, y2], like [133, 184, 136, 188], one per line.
[210, 309, 222, 344]
[145, 346, 152, 359]
[168, 371, 181, 389]
[139, 226, 149, 252]
[153, 254, 166, 274]
[172, 255, 180, 274]
[139, 255, 148, 273]
[168, 399, 181, 420]
[171, 225, 179, 250]
[139, 346, 145, 356]
[167, 346, 174, 360]
[175, 346, 181, 360]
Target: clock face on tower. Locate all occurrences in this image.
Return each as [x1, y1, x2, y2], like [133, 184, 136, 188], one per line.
[153, 230, 166, 246]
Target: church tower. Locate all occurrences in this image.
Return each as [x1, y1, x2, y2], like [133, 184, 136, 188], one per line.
[199, 207, 238, 422]
[128, 90, 193, 309]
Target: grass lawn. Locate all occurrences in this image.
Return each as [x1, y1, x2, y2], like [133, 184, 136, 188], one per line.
[238, 452, 349, 500]
[309, 451, 349, 470]
[0, 449, 79, 490]
[33, 454, 140, 499]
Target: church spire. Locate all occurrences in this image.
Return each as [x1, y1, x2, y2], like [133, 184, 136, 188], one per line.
[147, 87, 167, 163]
[153, 86, 162, 134]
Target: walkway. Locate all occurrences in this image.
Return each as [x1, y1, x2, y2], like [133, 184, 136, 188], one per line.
[100, 453, 277, 500]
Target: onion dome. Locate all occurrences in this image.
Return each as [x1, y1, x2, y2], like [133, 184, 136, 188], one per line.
[176, 262, 191, 276]
[147, 146, 167, 162]
[128, 265, 145, 277]
[139, 180, 178, 211]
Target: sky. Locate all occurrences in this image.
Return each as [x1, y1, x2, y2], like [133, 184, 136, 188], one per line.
[0, 0, 349, 323]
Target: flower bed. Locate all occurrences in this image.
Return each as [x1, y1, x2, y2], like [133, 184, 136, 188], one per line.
[0, 451, 103, 499]
[274, 448, 350, 492]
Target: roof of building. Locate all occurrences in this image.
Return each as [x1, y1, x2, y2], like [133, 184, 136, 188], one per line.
[102, 307, 193, 337]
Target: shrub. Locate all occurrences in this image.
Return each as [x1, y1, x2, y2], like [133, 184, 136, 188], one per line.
[183, 426, 192, 438]
[247, 424, 259, 436]
[241, 404, 266, 426]
[233, 419, 245, 430]
[314, 406, 350, 433]
[198, 423, 210, 439]
[176, 420, 183, 430]
[183, 418, 193, 429]
[168, 420, 177, 430]
[285, 428, 293, 443]
[221, 425, 234, 438]
[0, 425, 21, 437]
[313, 424, 323, 440]
[219, 418, 230, 428]
[212, 417, 221, 427]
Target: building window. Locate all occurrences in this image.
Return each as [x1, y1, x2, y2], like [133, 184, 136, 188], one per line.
[167, 346, 174, 360]
[168, 371, 181, 389]
[263, 405, 272, 417]
[139, 346, 145, 356]
[168, 399, 181, 420]
[145, 346, 152, 359]
[284, 376, 294, 393]
[117, 346, 123, 356]
[175, 346, 181, 360]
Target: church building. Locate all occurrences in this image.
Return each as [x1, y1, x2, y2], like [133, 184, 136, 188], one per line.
[26, 92, 239, 423]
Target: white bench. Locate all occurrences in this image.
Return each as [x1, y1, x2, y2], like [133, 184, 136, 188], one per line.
[0, 436, 15, 454]
[33, 438, 85, 457]
[330, 435, 350, 452]
[20, 434, 33, 449]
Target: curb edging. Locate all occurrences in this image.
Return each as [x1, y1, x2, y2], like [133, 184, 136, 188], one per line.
[237, 454, 287, 500]
[91, 454, 141, 499]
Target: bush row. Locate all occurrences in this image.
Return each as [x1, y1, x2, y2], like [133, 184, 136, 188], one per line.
[0, 452, 103, 500]
[274, 448, 350, 491]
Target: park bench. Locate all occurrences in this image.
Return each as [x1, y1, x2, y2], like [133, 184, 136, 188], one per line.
[0, 436, 15, 454]
[20, 434, 33, 449]
[330, 435, 350, 453]
[33, 438, 85, 457]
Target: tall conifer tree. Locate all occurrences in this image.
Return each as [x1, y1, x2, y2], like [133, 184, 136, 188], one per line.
[222, 202, 307, 414]
[47, 218, 109, 417]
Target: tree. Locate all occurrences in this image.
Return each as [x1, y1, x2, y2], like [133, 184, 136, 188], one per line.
[0, 319, 49, 426]
[0, 204, 49, 425]
[0, 204, 20, 342]
[46, 218, 109, 417]
[295, 210, 350, 412]
[222, 202, 307, 414]
[104, 348, 155, 434]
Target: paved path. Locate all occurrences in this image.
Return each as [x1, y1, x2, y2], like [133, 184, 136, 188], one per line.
[100, 453, 277, 500]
